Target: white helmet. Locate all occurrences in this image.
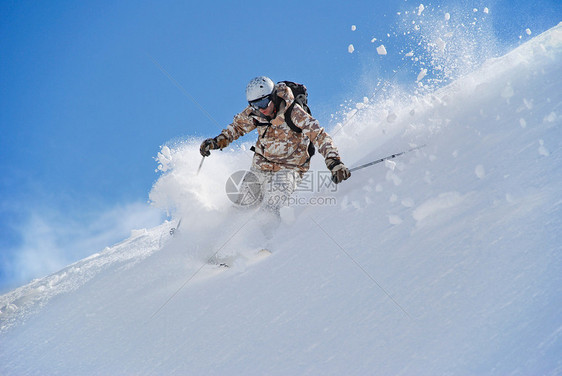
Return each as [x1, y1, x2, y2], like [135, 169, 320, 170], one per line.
[245, 76, 274, 102]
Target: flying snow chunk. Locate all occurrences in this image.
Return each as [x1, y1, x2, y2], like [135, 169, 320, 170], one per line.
[351, 25, 357, 31]
[475, 165, 486, 179]
[417, 68, 428, 82]
[412, 192, 464, 222]
[386, 171, 402, 186]
[377, 45, 387, 55]
[156, 145, 173, 172]
[484, 7, 489, 14]
[418, 4, 425, 16]
[526, 28, 532, 36]
[348, 44, 355, 54]
[401, 198, 415, 208]
[445, 12, 451, 21]
[501, 84, 514, 99]
[543, 112, 557, 123]
[385, 159, 397, 170]
[538, 140, 550, 156]
[160, 145, 171, 159]
[436, 37, 446, 52]
[388, 215, 403, 225]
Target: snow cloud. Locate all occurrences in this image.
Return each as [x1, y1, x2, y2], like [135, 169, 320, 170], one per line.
[1, 202, 163, 291]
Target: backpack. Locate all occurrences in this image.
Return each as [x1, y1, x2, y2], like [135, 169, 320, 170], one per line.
[277, 81, 315, 157]
[279, 81, 311, 116]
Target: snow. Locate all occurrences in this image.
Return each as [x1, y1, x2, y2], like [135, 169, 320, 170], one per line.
[388, 214, 403, 225]
[538, 139, 550, 157]
[1, 18, 562, 376]
[501, 83, 515, 99]
[348, 44, 355, 53]
[411, 191, 465, 222]
[417, 67, 428, 81]
[435, 37, 447, 52]
[376, 44, 387, 55]
[475, 164, 486, 179]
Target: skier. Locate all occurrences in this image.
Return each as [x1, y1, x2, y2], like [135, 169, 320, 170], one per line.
[200, 76, 350, 220]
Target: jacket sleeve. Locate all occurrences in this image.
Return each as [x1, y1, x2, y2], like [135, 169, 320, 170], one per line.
[289, 104, 342, 168]
[219, 107, 257, 144]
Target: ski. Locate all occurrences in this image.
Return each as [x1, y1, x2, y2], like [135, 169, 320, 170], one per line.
[169, 218, 182, 236]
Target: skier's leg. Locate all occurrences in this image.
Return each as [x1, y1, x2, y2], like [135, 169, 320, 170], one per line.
[232, 169, 267, 208]
[259, 169, 302, 240]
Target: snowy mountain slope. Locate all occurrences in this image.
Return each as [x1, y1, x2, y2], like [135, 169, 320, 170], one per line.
[0, 222, 172, 332]
[1, 23, 561, 375]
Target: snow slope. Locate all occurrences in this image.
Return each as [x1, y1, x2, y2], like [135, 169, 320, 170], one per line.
[1, 22, 561, 376]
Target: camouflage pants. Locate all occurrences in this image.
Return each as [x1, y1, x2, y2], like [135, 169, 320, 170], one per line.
[234, 167, 302, 216]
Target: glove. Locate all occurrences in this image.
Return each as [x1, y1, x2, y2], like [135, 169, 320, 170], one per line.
[199, 135, 229, 157]
[199, 138, 217, 157]
[327, 159, 351, 184]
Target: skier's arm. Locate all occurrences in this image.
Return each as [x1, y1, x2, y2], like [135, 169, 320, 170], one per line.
[290, 105, 351, 183]
[290, 105, 340, 166]
[200, 108, 257, 157]
[219, 107, 257, 145]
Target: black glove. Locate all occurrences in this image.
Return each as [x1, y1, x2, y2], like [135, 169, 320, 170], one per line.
[327, 159, 351, 184]
[200, 138, 218, 157]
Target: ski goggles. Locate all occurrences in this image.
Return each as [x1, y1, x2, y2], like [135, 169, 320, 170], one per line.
[249, 95, 271, 110]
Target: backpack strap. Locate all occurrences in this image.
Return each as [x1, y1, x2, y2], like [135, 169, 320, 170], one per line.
[250, 118, 271, 154]
[283, 102, 316, 158]
[284, 102, 302, 133]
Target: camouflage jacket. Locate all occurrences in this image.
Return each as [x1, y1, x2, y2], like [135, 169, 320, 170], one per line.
[218, 82, 341, 173]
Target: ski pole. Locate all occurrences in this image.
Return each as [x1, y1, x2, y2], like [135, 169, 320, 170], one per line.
[196, 156, 205, 175]
[349, 144, 426, 173]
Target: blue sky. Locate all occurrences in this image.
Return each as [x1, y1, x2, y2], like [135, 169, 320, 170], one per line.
[1, 0, 561, 291]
